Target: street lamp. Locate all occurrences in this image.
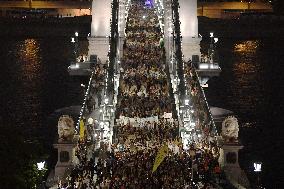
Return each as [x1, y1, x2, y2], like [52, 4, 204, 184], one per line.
[71, 32, 79, 61]
[254, 162, 262, 188]
[254, 162, 262, 172]
[36, 161, 46, 189]
[209, 32, 216, 64]
[214, 38, 218, 43]
[37, 161, 45, 171]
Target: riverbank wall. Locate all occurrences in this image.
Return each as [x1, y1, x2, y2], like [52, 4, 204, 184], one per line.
[199, 16, 284, 39]
[1, 15, 284, 39]
[0, 16, 91, 37]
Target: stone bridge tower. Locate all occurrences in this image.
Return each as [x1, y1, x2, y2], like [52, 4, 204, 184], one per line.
[88, 0, 112, 64]
[179, 0, 201, 62]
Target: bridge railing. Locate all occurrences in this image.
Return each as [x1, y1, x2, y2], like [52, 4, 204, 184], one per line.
[106, 0, 119, 98]
[171, 0, 218, 143]
[191, 65, 218, 136]
[76, 70, 95, 132]
[171, 0, 186, 97]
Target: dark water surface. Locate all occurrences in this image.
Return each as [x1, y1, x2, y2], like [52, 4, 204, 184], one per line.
[206, 38, 284, 187]
[0, 35, 283, 187]
[0, 37, 84, 141]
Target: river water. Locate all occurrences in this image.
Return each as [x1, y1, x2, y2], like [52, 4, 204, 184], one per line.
[0, 37, 85, 143]
[0, 36, 283, 187]
[205, 38, 284, 187]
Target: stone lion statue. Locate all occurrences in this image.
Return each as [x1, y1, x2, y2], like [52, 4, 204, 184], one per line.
[58, 115, 75, 142]
[221, 116, 239, 143]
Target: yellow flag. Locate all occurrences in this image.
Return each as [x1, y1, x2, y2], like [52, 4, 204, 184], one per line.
[174, 138, 180, 146]
[152, 144, 169, 173]
[79, 119, 85, 139]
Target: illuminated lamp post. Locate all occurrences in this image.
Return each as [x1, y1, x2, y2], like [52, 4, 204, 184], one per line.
[209, 32, 214, 64]
[254, 162, 262, 188]
[37, 161, 45, 171]
[71, 32, 79, 61]
[209, 32, 218, 64]
[36, 161, 46, 189]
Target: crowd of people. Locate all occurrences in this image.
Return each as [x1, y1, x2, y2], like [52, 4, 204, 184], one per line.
[116, 0, 172, 119]
[56, 1, 222, 188]
[108, 1, 220, 188]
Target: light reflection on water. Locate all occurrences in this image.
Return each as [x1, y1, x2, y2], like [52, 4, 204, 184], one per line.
[206, 38, 284, 187]
[0, 37, 84, 137]
[17, 39, 42, 122]
[19, 39, 41, 80]
[234, 40, 259, 53]
[230, 40, 264, 117]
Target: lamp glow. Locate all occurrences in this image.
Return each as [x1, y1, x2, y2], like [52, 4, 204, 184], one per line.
[37, 161, 45, 171]
[254, 162, 262, 172]
[75, 32, 79, 37]
[88, 118, 94, 125]
[214, 38, 218, 43]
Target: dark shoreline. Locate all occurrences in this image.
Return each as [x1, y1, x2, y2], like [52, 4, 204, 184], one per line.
[199, 16, 284, 39]
[0, 16, 91, 37]
[1, 16, 284, 38]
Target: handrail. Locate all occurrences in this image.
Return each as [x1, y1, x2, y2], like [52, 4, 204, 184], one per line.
[192, 67, 218, 136]
[171, 0, 186, 97]
[76, 70, 95, 132]
[171, 0, 218, 137]
[106, 0, 119, 97]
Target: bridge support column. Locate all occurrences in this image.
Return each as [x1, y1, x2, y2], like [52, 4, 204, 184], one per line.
[88, 37, 109, 64]
[182, 37, 201, 62]
[179, 0, 201, 61]
[53, 142, 77, 181]
[219, 144, 250, 188]
[88, 0, 112, 64]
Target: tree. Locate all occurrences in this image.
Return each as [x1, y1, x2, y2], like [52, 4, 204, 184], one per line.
[0, 120, 47, 189]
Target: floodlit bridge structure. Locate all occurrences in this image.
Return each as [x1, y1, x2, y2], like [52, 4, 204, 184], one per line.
[50, 0, 250, 188]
